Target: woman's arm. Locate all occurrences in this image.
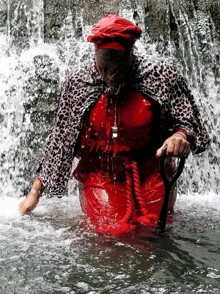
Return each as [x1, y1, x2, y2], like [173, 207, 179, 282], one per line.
[140, 58, 210, 154]
[156, 131, 190, 158]
[19, 177, 45, 215]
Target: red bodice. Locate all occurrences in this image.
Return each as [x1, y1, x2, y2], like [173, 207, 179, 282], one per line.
[74, 90, 162, 185]
[79, 89, 160, 155]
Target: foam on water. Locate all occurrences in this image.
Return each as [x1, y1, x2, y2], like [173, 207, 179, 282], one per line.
[176, 191, 220, 212]
[0, 191, 219, 221]
[0, 197, 21, 218]
[0, 192, 219, 294]
[0, 194, 82, 220]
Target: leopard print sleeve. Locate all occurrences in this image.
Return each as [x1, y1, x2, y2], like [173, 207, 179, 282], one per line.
[36, 74, 82, 197]
[36, 64, 101, 197]
[137, 56, 210, 154]
[167, 75, 210, 154]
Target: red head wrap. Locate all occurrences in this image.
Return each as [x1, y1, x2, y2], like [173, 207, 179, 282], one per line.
[87, 14, 142, 51]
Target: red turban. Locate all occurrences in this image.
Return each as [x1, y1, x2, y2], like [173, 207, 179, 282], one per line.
[87, 14, 142, 51]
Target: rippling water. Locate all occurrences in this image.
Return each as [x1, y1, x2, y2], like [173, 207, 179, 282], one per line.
[1, 192, 219, 294]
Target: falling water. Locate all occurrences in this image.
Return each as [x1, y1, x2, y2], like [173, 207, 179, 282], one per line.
[0, 1, 220, 293]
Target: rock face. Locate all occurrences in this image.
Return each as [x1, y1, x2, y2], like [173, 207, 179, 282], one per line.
[4, 1, 220, 48]
[42, 0, 220, 41]
[3, 0, 44, 51]
[0, 2, 7, 30]
[44, 0, 69, 41]
[42, 0, 220, 85]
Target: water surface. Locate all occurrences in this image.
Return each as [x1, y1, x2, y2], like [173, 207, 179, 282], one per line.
[0, 193, 219, 294]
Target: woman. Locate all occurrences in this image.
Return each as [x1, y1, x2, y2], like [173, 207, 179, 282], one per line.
[19, 15, 210, 235]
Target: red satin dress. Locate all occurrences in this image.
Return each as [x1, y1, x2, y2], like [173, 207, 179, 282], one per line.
[73, 89, 177, 235]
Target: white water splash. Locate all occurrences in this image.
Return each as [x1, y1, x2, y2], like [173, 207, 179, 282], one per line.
[176, 192, 220, 213]
[0, 194, 82, 220]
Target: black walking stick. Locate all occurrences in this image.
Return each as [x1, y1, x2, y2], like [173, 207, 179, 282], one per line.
[157, 151, 186, 233]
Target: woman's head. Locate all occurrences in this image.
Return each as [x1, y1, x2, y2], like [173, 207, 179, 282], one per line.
[88, 14, 142, 88]
[94, 48, 132, 87]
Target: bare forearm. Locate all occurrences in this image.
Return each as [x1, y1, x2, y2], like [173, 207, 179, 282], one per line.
[19, 178, 45, 215]
[31, 177, 45, 197]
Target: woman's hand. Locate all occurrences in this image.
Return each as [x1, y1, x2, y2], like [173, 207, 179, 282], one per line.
[19, 178, 44, 215]
[156, 132, 190, 158]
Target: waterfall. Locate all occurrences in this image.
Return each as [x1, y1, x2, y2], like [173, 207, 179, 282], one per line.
[0, 1, 219, 197]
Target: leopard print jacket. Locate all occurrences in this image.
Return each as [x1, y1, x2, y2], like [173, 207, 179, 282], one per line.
[37, 54, 210, 197]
